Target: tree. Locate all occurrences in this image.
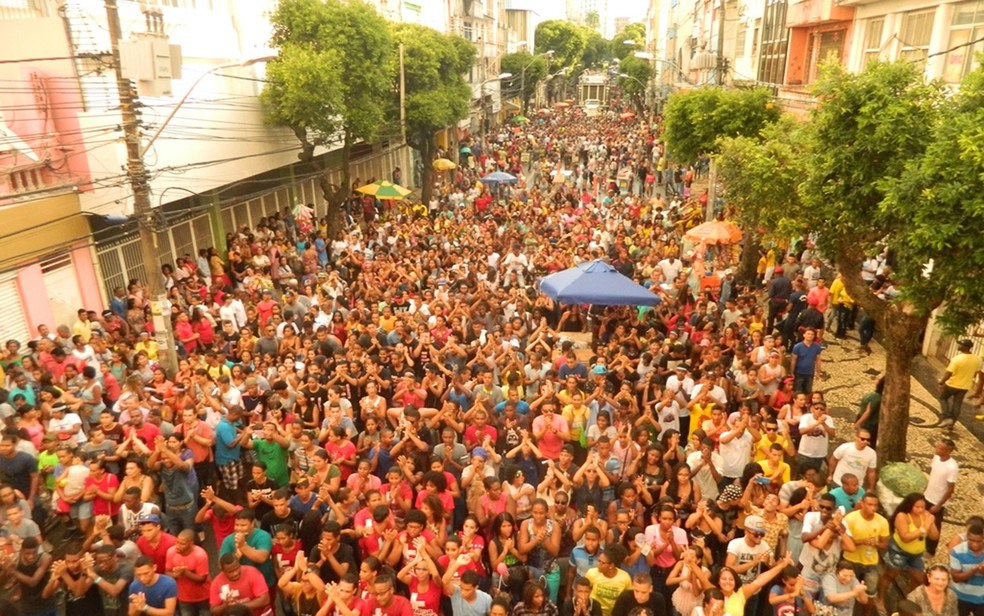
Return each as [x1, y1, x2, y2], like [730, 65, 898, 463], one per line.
[391, 23, 475, 206]
[715, 117, 807, 283]
[579, 29, 610, 70]
[263, 0, 394, 232]
[617, 55, 653, 114]
[611, 23, 646, 60]
[534, 20, 586, 70]
[501, 51, 547, 113]
[662, 87, 780, 163]
[585, 10, 600, 31]
[797, 61, 946, 464]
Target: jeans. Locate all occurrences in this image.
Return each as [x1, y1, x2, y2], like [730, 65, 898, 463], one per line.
[859, 315, 876, 346]
[794, 373, 815, 395]
[178, 601, 210, 616]
[958, 600, 984, 616]
[940, 385, 969, 422]
[163, 501, 198, 536]
[835, 304, 857, 338]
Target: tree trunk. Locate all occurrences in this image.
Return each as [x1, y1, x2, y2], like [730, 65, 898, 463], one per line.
[877, 311, 927, 463]
[419, 140, 435, 207]
[737, 228, 760, 285]
[322, 137, 351, 236]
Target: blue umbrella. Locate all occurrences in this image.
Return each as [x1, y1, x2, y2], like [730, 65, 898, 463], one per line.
[479, 171, 518, 185]
[539, 259, 661, 306]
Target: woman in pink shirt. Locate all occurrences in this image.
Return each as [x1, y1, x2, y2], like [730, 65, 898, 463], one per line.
[531, 402, 570, 461]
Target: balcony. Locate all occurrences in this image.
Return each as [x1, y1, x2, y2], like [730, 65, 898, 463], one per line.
[787, 0, 855, 26]
[831, 0, 878, 7]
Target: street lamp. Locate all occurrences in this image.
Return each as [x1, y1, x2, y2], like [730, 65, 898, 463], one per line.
[142, 55, 276, 155]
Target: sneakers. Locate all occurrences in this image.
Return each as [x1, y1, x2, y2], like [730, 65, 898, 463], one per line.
[939, 418, 955, 428]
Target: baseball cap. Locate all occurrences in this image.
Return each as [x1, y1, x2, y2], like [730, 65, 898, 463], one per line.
[744, 515, 765, 534]
[472, 447, 489, 460]
[138, 514, 162, 525]
[591, 365, 607, 375]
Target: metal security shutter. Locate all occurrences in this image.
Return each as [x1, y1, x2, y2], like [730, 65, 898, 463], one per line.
[0, 271, 31, 345]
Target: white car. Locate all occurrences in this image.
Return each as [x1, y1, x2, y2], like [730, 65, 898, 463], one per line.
[583, 99, 601, 116]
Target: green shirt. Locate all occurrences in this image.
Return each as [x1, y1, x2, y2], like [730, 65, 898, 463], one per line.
[38, 450, 60, 491]
[253, 439, 290, 487]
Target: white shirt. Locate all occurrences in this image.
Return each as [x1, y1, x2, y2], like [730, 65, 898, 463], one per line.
[924, 454, 959, 506]
[658, 258, 683, 282]
[687, 449, 723, 501]
[830, 442, 877, 486]
[798, 414, 834, 458]
[727, 536, 773, 583]
[719, 429, 752, 477]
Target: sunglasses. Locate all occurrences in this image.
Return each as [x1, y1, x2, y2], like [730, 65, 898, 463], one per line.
[556, 500, 569, 505]
[749, 531, 766, 538]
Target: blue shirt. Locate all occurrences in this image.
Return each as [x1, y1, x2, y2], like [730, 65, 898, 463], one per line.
[570, 545, 600, 578]
[829, 486, 865, 513]
[791, 341, 822, 376]
[950, 542, 984, 604]
[494, 400, 531, 415]
[215, 417, 241, 465]
[219, 527, 275, 587]
[129, 574, 177, 608]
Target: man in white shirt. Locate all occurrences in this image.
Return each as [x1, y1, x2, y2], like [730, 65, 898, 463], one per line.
[657, 256, 683, 282]
[687, 437, 723, 501]
[797, 401, 835, 475]
[828, 429, 878, 490]
[923, 438, 958, 556]
[726, 515, 773, 584]
[719, 412, 752, 486]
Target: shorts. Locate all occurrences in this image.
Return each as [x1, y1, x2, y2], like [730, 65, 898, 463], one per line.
[851, 563, 881, 596]
[884, 540, 925, 571]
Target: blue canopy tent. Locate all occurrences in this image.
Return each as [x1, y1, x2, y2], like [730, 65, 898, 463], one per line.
[479, 171, 518, 185]
[538, 259, 661, 306]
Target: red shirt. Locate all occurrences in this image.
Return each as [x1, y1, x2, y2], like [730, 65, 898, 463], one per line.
[364, 594, 413, 616]
[137, 531, 177, 573]
[165, 544, 210, 603]
[326, 440, 357, 481]
[271, 541, 301, 572]
[209, 564, 271, 616]
[204, 507, 241, 548]
[84, 472, 120, 517]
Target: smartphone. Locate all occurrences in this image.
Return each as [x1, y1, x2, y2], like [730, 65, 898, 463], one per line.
[754, 476, 771, 485]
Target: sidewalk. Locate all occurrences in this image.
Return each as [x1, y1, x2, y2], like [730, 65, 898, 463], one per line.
[820, 332, 982, 563]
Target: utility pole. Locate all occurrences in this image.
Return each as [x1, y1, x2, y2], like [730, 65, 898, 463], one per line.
[717, 0, 727, 85]
[105, 0, 178, 375]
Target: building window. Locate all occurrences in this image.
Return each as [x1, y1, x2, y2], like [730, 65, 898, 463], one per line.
[944, 0, 984, 82]
[752, 18, 761, 59]
[862, 18, 885, 69]
[736, 23, 748, 58]
[758, 1, 788, 88]
[463, 21, 473, 41]
[898, 9, 934, 65]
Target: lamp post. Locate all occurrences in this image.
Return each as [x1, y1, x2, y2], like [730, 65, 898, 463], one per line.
[105, 0, 274, 375]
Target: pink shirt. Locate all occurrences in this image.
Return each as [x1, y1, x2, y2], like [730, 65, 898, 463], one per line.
[532, 413, 569, 460]
[643, 523, 689, 568]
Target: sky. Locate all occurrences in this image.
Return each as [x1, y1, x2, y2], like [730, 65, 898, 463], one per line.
[534, 0, 649, 23]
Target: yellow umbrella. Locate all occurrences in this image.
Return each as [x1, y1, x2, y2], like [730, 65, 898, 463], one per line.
[432, 158, 457, 171]
[356, 180, 412, 200]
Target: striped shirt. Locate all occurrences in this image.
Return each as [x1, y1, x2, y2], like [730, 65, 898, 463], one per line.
[950, 542, 984, 604]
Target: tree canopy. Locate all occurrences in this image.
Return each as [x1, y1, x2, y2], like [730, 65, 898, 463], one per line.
[617, 55, 653, 114]
[263, 0, 393, 229]
[713, 60, 984, 462]
[501, 51, 547, 111]
[534, 20, 586, 70]
[611, 23, 646, 60]
[391, 22, 474, 205]
[663, 87, 780, 163]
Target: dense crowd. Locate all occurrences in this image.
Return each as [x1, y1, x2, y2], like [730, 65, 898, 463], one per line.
[0, 102, 981, 616]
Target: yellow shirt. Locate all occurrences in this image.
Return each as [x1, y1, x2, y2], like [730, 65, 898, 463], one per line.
[829, 278, 854, 307]
[585, 568, 632, 616]
[843, 510, 889, 566]
[134, 340, 159, 361]
[724, 590, 747, 616]
[945, 352, 981, 390]
[892, 513, 927, 555]
[72, 320, 92, 343]
[755, 434, 790, 462]
[758, 458, 791, 484]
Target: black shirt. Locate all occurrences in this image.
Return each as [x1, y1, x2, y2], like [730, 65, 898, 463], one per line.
[611, 589, 667, 616]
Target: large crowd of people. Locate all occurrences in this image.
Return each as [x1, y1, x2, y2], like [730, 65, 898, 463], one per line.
[0, 100, 981, 616]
